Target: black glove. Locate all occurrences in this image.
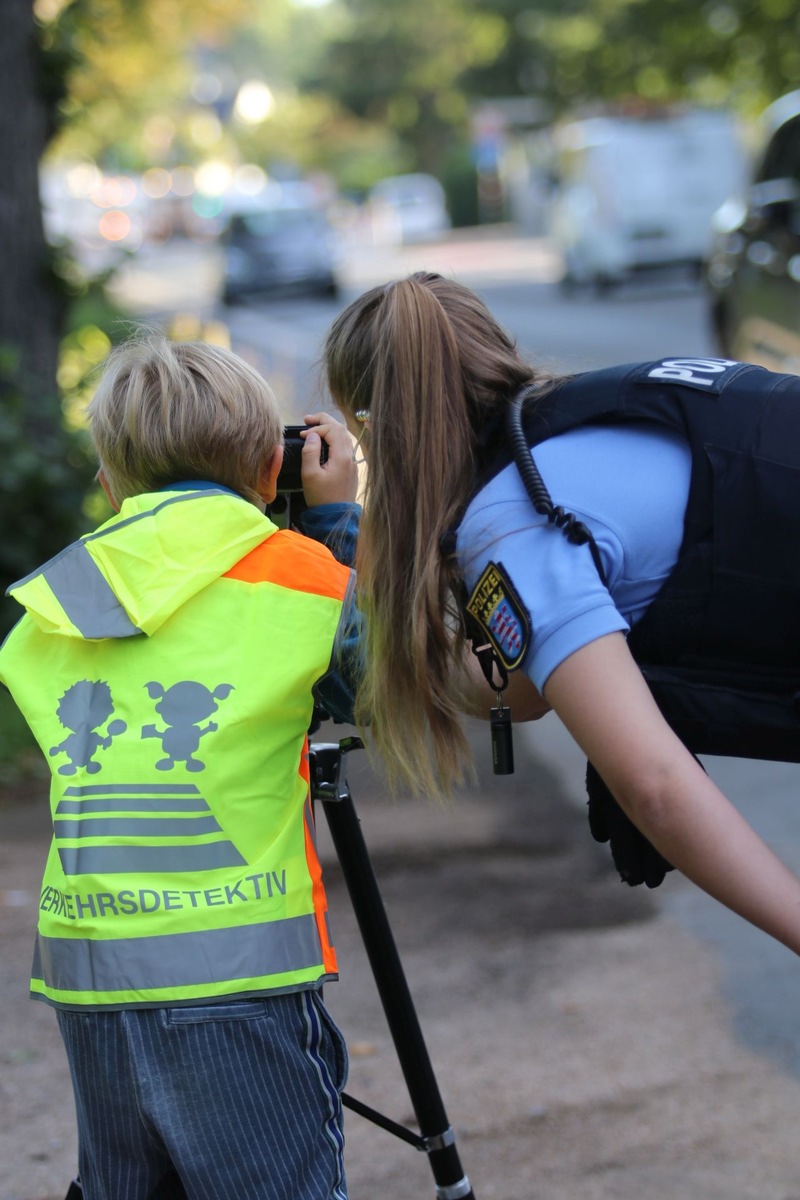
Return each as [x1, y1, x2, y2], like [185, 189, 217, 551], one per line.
[585, 760, 674, 889]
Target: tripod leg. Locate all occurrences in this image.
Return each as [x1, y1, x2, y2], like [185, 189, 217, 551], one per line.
[316, 751, 474, 1200]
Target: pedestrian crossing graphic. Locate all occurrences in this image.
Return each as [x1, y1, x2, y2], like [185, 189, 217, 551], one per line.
[54, 783, 246, 875]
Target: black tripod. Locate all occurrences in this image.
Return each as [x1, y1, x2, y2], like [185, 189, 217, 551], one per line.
[64, 735, 474, 1200]
[311, 736, 475, 1200]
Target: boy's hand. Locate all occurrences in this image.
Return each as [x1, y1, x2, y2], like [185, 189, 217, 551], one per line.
[301, 412, 359, 508]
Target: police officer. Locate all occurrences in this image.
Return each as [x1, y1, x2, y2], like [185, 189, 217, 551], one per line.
[321, 270, 800, 959]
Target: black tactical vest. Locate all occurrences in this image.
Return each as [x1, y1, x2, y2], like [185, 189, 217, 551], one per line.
[476, 356, 800, 762]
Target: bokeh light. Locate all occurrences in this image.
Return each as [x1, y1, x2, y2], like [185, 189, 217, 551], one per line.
[194, 160, 233, 196]
[141, 168, 172, 199]
[233, 81, 275, 125]
[98, 210, 132, 241]
[234, 164, 268, 196]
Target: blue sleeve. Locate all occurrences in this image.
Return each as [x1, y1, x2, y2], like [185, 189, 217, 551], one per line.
[312, 588, 364, 725]
[299, 503, 364, 725]
[457, 425, 689, 692]
[459, 497, 628, 692]
[297, 503, 361, 567]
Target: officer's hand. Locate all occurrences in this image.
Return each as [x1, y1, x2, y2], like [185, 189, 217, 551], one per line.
[585, 759, 675, 888]
[300, 412, 359, 509]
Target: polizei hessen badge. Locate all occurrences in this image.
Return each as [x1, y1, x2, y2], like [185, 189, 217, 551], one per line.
[466, 562, 530, 671]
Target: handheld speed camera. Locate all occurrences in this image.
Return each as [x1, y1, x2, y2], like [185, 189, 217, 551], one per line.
[267, 425, 328, 529]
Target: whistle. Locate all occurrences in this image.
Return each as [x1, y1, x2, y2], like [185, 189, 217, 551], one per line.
[490, 704, 514, 775]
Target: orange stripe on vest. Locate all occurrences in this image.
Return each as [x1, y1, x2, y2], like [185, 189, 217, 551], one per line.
[224, 529, 351, 600]
[300, 745, 339, 976]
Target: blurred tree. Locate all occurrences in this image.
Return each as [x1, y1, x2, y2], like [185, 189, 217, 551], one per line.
[49, 0, 259, 167]
[216, 2, 406, 196]
[46, 0, 403, 200]
[0, 0, 94, 639]
[0, 0, 260, 639]
[313, 0, 800, 193]
[468, 0, 800, 119]
[1, 1, 65, 418]
[309, 0, 509, 176]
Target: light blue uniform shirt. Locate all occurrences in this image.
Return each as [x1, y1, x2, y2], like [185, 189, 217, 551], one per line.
[457, 423, 692, 692]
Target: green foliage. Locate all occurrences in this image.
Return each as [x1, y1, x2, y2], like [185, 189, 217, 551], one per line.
[43, 0, 258, 168]
[36, 0, 800, 205]
[0, 371, 95, 640]
[0, 688, 40, 783]
[441, 144, 481, 228]
[468, 0, 800, 118]
[0, 250, 125, 642]
[310, 0, 506, 176]
[309, 0, 800, 178]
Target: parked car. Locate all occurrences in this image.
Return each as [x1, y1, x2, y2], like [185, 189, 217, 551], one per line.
[547, 107, 746, 289]
[367, 174, 450, 245]
[220, 204, 340, 304]
[707, 90, 800, 373]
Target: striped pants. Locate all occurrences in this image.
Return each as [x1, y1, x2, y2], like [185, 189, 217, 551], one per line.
[56, 990, 349, 1200]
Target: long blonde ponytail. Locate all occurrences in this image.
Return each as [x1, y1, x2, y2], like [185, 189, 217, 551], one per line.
[324, 273, 539, 799]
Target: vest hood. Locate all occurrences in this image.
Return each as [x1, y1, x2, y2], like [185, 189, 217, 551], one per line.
[7, 489, 274, 640]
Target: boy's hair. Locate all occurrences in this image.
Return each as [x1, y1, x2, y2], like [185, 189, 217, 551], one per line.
[86, 333, 283, 505]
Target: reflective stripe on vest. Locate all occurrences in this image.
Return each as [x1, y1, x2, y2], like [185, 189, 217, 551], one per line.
[32, 912, 327, 1003]
[37, 541, 142, 638]
[22, 492, 245, 639]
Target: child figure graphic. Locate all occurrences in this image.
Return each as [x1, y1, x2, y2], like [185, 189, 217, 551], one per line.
[50, 679, 127, 775]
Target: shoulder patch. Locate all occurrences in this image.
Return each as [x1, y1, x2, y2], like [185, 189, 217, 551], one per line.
[638, 357, 752, 393]
[466, 562, 530, 671]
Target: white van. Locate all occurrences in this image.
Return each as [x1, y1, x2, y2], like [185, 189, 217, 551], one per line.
[367, 174, 450, 245]
[547, 108, 747, 288]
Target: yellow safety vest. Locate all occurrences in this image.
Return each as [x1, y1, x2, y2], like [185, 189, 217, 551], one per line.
[0, 488, 354, 1009]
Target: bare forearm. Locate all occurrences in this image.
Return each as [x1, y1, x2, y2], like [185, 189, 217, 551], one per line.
[615, 759, 800, 954]
[544, 633, 800, 956]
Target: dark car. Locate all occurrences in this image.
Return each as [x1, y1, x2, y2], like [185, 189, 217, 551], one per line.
[707, 90, 800, 373]
[221, 204, 340, 304]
